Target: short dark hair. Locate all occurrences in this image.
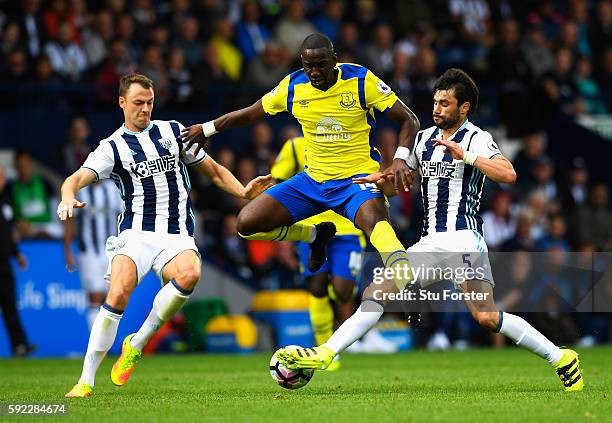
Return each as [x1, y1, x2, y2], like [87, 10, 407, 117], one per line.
[433, 68, 479, 114]
[300, 33, 334, 53]
[119, 73, 154, 97]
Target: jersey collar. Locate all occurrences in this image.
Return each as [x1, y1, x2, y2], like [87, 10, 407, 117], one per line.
[122, 121, 153, 135]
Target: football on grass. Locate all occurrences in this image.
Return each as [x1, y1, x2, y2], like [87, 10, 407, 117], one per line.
[269, 345, 314, 390]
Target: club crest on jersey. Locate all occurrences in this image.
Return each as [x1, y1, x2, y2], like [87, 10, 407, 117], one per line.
[130, 155, 177, 178]
[106, 236, 125, 253]
[421, 161, 457, 178]
[339, 92, 356, 108]
[159, 138, 173, 150]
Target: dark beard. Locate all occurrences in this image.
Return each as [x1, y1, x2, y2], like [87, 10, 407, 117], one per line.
[435, 111, 461, 130]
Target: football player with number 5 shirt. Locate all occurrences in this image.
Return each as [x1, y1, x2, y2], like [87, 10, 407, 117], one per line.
[279, 69, 584, 392]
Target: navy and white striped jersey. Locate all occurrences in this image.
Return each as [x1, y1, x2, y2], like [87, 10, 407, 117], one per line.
[76, 180, 123, 254]
[81, 120, 206, 236]
[407, 120, 502, 236]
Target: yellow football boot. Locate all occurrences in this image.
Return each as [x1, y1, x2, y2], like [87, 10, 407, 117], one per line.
[323, 355, 341, 371]
[277, 345, 335, 370]
[111, 334, 142, 386]
[65, 381, 93, 398]
[554, 349, 584, 392]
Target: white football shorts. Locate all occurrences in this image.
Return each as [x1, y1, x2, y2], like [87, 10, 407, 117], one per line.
[406, 229, 494, 288]
[104, 229, 200, 284]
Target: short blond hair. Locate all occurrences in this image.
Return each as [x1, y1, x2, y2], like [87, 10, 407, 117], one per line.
[119, 73, 154, 97]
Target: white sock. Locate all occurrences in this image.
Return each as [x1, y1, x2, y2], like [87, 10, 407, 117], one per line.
[498, 312, 563, 365]
[130, 280, 190, 351]
[86, 305, 100, 331]
[323, 300, 384, 354]
[79, 304, 122, 387]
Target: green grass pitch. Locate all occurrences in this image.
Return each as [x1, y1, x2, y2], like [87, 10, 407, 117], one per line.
[1, 347, 610, 423]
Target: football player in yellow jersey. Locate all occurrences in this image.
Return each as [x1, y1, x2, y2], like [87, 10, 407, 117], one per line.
[272, 136, 366, 370]
[181, 32, 418, 278]
[181, 33, 419, 361]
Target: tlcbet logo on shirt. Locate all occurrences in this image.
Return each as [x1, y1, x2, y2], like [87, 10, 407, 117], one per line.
[130, 155, 177, 178]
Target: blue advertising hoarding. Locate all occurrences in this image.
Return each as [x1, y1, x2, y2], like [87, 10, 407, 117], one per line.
[0, 241, 159, 357]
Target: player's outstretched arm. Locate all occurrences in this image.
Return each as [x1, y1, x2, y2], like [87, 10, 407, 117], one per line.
[180, 100, 266, 155]
[57, 168, 95, 221]
[196, 156, 274, 200]
[384, 99, 420, 192]
[433, 139, 517, 184]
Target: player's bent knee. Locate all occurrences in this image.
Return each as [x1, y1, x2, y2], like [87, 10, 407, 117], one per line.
[308, 284, 328, 298]
[108, 271, 137, 306]
[236, 212, 256, 236]
[472, 311, 499, 331]
[306, 277, 328, 297]
[174, 266, 201, 289]
[106, 287, 132, 309]
[110, 256, 138, 282]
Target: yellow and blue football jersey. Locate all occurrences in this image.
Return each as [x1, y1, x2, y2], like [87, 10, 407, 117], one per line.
[271, 136, 365, 240]
[262, 63, 398, 182]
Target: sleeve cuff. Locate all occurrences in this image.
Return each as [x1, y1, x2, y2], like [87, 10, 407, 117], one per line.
[489, 153, 502, 159]
[81, 166, 99, 181]
[378, 97, 399, 113]
[187, 155, 207, 167]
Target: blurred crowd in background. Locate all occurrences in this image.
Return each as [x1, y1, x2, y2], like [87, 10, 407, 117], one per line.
[1, 0, 611, 349]
[0, 0, 611, 117]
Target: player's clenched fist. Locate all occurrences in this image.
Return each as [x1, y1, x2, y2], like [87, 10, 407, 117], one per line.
[57, 198, 87, 220]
